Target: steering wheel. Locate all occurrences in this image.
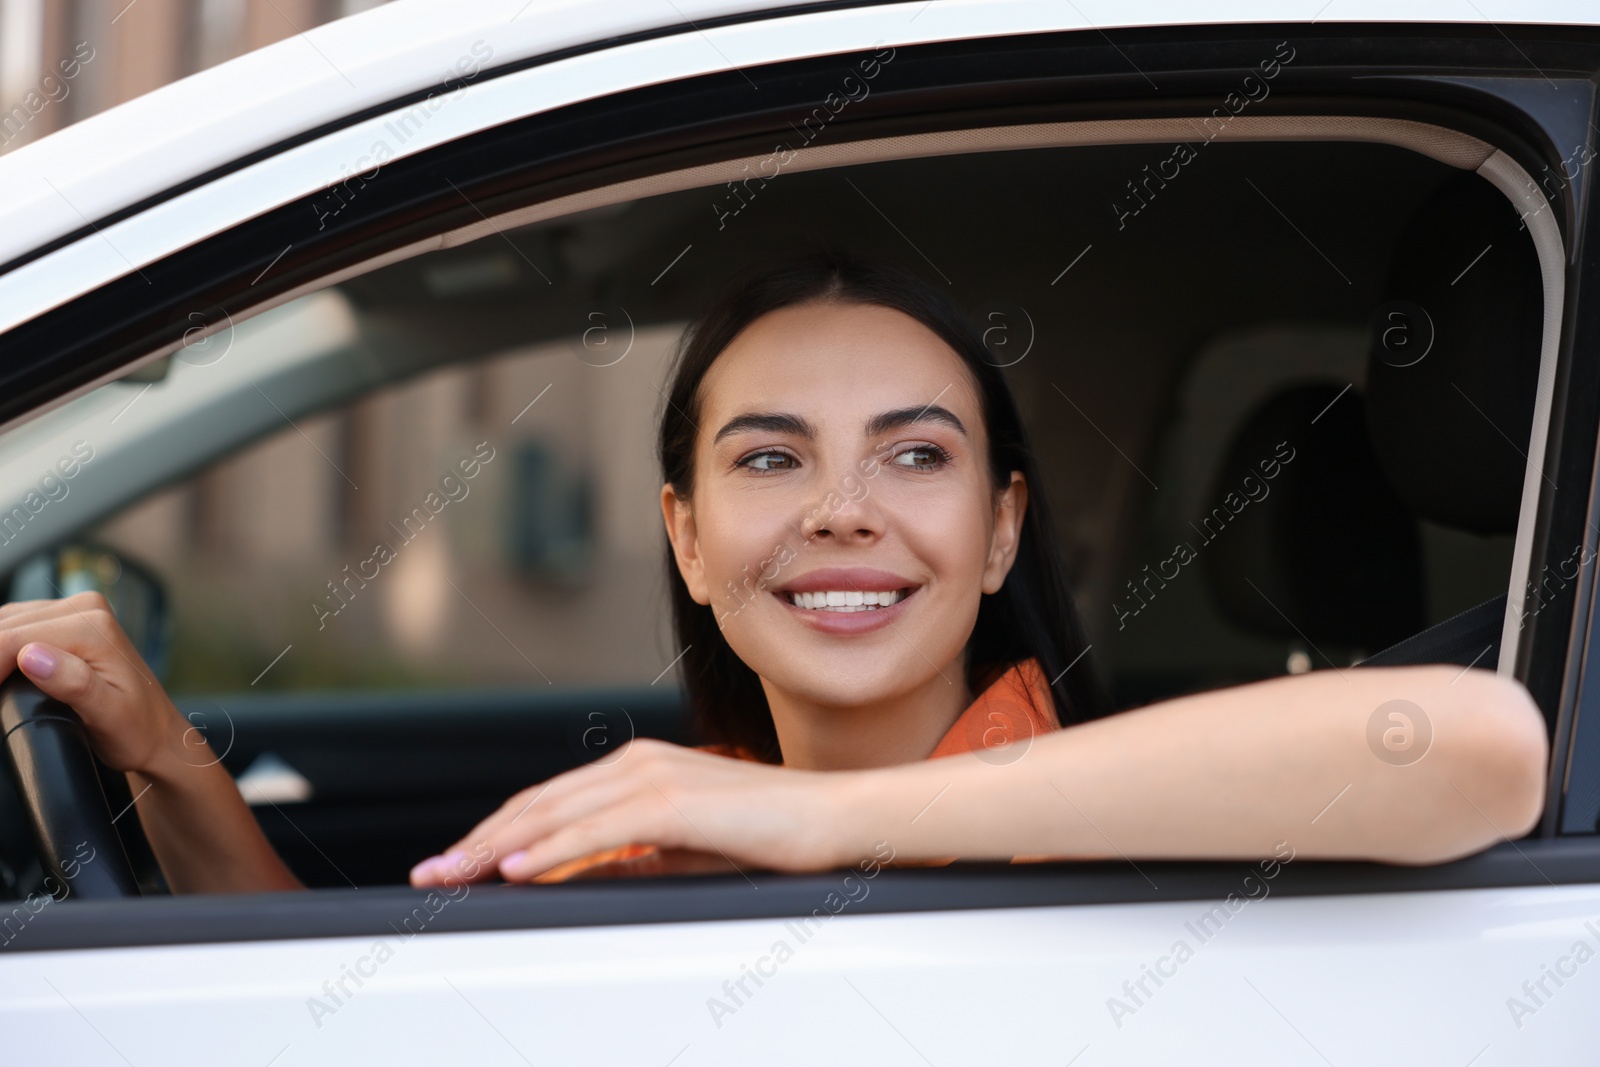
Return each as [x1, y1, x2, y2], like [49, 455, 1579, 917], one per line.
[0, 675, 141, 899]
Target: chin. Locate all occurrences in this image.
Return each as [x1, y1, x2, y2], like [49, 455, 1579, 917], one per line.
[763, 652, 942, 709]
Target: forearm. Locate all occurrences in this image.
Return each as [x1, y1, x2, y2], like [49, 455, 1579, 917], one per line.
[127, 750, 303, 894]
[833, 666, 1549, 866]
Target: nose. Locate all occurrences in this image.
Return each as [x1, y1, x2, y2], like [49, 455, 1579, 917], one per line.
[800, 471, 882, 545]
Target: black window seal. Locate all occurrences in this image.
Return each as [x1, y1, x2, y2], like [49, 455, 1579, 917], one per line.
[2, 836, 1598, 955]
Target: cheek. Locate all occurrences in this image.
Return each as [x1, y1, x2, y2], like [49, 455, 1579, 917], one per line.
[695, 492, 797, 596]
[892, 480, 994, 587]
[887, 484, 993, 666]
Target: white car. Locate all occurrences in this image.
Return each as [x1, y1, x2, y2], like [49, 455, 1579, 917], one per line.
[0, 1, 1598, 1063]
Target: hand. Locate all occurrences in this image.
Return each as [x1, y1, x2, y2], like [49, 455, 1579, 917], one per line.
[410, 739, 852, 886]
[0, 592, 190, 775]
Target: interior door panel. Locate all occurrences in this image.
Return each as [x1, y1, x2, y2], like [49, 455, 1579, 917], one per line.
[190, 687, 690, 888]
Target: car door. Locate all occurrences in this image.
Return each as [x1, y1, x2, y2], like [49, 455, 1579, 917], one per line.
[2, 3, 1600, 1065]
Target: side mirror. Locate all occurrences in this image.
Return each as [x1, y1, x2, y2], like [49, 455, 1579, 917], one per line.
[5, 545, 171, 683]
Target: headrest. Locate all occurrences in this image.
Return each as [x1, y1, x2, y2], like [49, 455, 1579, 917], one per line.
[1364, 172, 1544, 535]
[1201, 384, 1425, 652]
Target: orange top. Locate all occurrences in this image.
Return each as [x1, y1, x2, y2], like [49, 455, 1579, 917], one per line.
[535, 658, 1060, 882]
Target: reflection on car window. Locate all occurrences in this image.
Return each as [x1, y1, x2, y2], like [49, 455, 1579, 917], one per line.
[0, 142, 1535, 712]
[84, 325, 687, 694]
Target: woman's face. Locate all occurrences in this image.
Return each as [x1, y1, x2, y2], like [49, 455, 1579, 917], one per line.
[662, 300, 1027, 711]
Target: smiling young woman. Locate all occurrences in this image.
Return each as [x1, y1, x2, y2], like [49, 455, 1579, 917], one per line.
[656, 257, 1106, 772]
[410, 251, 1549, 888]
[0, 252, 1549, 896]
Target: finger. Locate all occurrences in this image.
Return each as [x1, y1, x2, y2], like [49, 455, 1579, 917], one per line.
[414, 742, 710, 887]
[479, 774, 650, 858]
[0, 599, 95, 644]
[0, 592, 116, 632]
[0, 598, 119, 648]
[444, 753, 635, 856]
[0, 614, 130, 686]
[16, 641, 113, 716]
[411, 781, 582, 885]
[457, 741, 748, 862]
[0, 598, 68, 624]
[414, 759, 664, 887]
[413, 774, 646, 887]
[50, 596, 155, 687]
[447, 781, 563, 854]
[0, 610, 152, 698]
[408, 841, 500, 888]
[498, 798, 681, 882]
[0, 615, 96, 681]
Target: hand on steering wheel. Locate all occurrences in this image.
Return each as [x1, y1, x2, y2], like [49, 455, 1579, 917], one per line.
[0, 592, 191, 900]
[0, 592, 188, 774]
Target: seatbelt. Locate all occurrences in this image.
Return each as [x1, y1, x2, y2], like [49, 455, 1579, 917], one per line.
[1355, 594, 1505, 670]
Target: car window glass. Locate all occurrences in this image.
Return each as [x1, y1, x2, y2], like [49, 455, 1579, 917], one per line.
[0, 142, 1538, 714]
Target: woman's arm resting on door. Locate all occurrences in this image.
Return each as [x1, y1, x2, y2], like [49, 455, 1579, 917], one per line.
[846, 663, 1547, 868]
[415, 664, 1547, 885]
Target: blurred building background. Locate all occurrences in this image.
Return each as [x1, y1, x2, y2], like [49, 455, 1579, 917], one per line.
[85, 315, 683, 697]
[1, 1, 684, 696]
[1, 0, 388, 158]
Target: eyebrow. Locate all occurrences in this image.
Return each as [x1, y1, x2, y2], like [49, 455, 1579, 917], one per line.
[866, 405, 968, 439]
[712, 405, 968, 445]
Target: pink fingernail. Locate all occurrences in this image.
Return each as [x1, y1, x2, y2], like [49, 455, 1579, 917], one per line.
[501, 850, 527, 874]
[409, 856, 444, 883]
[440, 849, 467, 872]
[18, 645, 56, 680]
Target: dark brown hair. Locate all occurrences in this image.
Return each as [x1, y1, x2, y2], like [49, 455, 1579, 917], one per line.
[658, 250, 1108, 760]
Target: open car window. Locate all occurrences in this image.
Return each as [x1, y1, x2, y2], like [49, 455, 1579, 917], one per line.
[4, 138, 1546, 694]
[0, 131, 1555, 891]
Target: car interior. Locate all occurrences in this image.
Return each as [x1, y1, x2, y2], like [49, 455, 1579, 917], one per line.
[0, 137, 1543, 893]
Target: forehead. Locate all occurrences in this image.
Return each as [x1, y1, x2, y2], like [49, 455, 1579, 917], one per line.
[698, 301, 982, 429]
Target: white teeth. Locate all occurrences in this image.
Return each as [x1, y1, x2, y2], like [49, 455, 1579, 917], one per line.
[786, 589, 905, 612]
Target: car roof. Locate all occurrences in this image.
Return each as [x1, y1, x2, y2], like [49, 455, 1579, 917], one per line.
[0, 0, 1593, 274]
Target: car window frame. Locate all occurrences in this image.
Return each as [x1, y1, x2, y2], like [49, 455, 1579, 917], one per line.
[1, 23, 1598, 952]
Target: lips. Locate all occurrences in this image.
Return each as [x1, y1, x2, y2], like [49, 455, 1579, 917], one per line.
[772, 567, 921, 635]
[775, 567, 916, 595]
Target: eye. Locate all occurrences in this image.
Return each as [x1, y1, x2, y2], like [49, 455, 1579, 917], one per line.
[890, 444, 951, 470]
[737, 449, 799, 472]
